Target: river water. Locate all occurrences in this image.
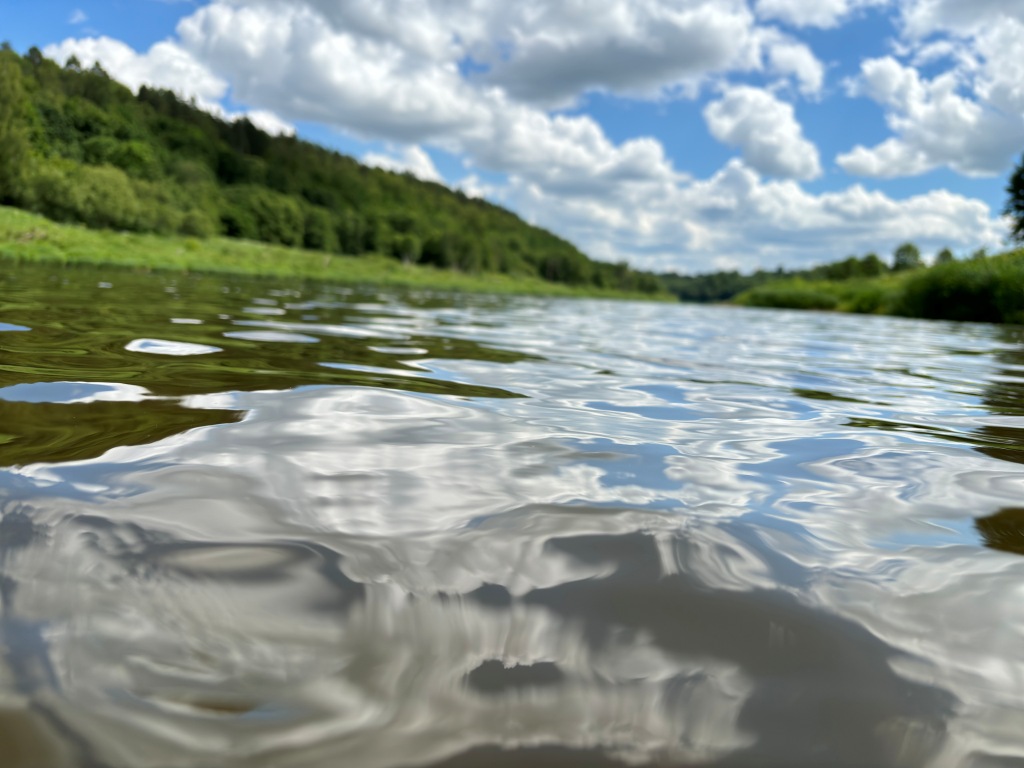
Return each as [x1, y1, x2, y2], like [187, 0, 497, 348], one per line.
[1, 262, 1024, 767]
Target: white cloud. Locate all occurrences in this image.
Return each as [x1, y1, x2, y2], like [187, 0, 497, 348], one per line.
[178, 0, 820, 113]
[754, 0, 890, 29]
[176, 3, 484, 143]
[703, 86, 822, 179]
[363, 146, 444, 184]
[506, 158, 1006, 273]
[68, 9, 87, 25]
[474, 1, 764, 105]
[838, 52, 1024, 177]
[765, 36, 825, 95]
[455, 174, 501, 200]
[900, 0, 1024, 38]
[240, 110, 294, 138]
[836, 139, 932, 177]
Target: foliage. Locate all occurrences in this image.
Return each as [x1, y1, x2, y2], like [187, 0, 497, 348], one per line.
[1006, 153, 1024, 242]
[733, 280, 839, 310]
[0, 51, 32, 204]
[896, 251, 1024, 324]
[0, 47, 663, 295]
[732, 247, 1024, 325]
[733, 277, 903, 315]
[892, 242, 923, 271]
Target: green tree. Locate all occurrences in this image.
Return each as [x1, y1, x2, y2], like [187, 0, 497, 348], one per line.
[1005, 153, 1024, 241]
[893, 242, 923, 271]
[860, 253, 887, 276]
[0, 52, 32, 204]
[74, 164, 140, 230]
[935, 247, 955, 265]
[392, 233, 421, 264]
[302, 205, 338, 252]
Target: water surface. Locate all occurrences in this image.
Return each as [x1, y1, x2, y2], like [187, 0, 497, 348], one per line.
[2, 263, 1024, 767]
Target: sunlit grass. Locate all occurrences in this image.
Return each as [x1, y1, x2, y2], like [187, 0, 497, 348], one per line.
[0, 206, 671, 301]
[733, 275, 905, 315]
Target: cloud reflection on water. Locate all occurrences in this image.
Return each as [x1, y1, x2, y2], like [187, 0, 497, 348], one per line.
[1, 271, 1024, 766]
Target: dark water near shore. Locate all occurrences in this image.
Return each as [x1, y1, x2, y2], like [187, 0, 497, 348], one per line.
[2, 262, 1024, 767]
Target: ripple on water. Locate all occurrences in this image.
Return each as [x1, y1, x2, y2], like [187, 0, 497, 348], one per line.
[223, 330, 320, 343]
[1, 264, 1024, 767]
[0, 381, 151, 404]
[125, 338, 223, 356]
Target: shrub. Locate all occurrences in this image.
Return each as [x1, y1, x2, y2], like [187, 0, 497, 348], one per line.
[897, 254, 1024, 323]
[735, 281, 839, 310]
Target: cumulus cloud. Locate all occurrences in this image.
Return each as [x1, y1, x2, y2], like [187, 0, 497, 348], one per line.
[363, 146, 444, 183]
[703, 86, 822, 179]
[476, 2, 763, 105]
[507, 159, 1006, 273]
[899, 0, 1024, 38]
[765, 36, 825, 95]
[838, 44, 1024, 177]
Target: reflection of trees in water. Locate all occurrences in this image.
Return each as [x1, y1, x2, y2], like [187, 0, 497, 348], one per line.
[975, 508, 1024, 556]
[0, 399, 242, 466]
[972, 327, 1024, 466]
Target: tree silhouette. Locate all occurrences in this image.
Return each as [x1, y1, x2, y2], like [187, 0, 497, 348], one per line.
[892, 242, 922, 271]
[1005, 154, 1024, 241]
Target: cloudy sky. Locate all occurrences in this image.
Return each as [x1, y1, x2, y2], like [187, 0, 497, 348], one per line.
[5, 0, 1024, 273]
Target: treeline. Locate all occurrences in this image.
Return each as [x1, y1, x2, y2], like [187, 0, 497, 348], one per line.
[0, 46, 662, 294]
[730, 244, 1024, 324]
[662, 242, 957, 303]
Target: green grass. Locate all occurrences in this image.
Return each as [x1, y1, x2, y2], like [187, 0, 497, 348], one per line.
[733, 275, 905, 315]
[733, 252, 1024, 324]
[0, 206, 671, 301]
[896, 252, 1024, 323]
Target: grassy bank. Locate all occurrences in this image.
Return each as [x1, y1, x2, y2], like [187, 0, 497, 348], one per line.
[733, 274, 906, 314]
[0, 206, 670, 300]
[734, 248, 1024, 324]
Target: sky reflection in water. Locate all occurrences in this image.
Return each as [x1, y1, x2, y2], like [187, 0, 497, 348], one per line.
[1, 264, 1024, 767]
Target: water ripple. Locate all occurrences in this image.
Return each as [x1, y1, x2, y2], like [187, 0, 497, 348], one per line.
[0, 264, 1023, 766]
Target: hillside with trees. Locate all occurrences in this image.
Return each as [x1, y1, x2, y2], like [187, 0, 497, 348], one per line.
[0, 46, 662, 295]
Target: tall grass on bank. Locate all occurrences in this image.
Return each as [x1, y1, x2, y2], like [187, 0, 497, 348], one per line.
[733, 276, 904, 315]
[734, 249, 1024, 325]
[896, 251, 1024, 324]
[0, 206, 670, 301]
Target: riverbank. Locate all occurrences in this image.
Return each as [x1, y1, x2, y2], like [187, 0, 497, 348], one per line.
[0, 206, 671, 301]
[733, 248, 1024, 324]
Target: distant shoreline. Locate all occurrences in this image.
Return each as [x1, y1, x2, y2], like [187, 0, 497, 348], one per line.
[0, 206, 671, 301]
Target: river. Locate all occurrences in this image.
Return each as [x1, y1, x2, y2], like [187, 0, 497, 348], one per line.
[1, 262, 1023, 767]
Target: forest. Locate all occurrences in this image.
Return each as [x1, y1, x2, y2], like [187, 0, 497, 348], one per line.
[0, 46, 663, 295]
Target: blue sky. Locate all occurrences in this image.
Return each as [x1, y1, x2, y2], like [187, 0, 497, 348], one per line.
[5, 0, 1024, 273]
